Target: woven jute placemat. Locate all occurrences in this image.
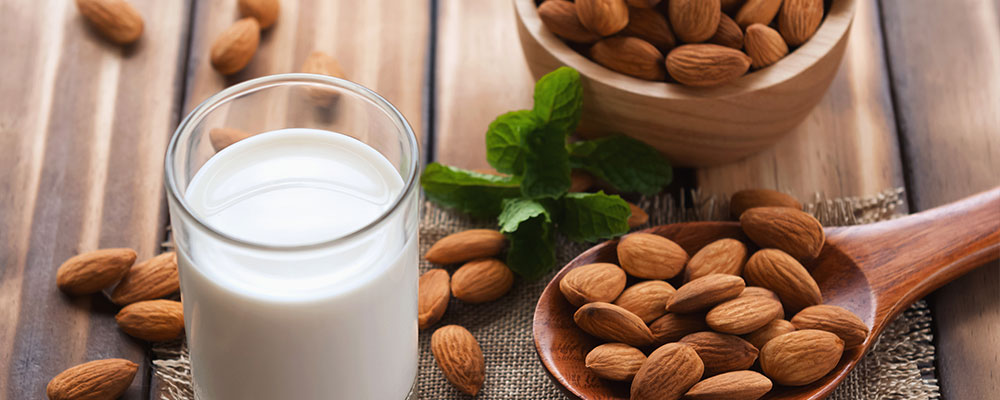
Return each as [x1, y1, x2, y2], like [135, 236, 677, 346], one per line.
[153, 188, 941, 399]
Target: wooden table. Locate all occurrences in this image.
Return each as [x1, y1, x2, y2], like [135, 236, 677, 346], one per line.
[1, 0, 996, 398]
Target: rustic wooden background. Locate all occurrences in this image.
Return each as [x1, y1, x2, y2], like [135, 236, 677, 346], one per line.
[1, 0, 997, 399]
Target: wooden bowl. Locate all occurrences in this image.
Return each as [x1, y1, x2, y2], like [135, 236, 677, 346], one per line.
[513, 0, 857, 167]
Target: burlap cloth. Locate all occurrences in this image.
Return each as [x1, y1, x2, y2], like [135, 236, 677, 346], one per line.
[153, 188, 941, 399]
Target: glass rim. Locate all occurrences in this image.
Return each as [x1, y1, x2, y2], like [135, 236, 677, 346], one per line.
[164, 73, 420, 252]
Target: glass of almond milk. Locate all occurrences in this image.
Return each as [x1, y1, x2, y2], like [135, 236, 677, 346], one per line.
[164, 74, 420, 400]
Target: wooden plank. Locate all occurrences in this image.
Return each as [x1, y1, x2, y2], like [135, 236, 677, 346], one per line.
[879, 0, 1000, 398]
[0, 0, 191, 398]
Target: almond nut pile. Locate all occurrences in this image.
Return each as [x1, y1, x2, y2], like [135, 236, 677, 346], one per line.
[560, 188, 868, 399]
[538, 0, 826, 86]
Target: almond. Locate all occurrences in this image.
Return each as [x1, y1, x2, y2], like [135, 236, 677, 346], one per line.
[622, 6, 676, 51]
[237, 0, 280, 29]
[425, 229, 506, 264]
[650, 312, 708, 344]
[760, 329, 844, 386]
[585, 343, 647, 381]
[666, 44, 751, 87]
[418, 269, 450, 330]
[56, 248, 137, 295]
[744, 23, 788, 68]
[706, 293, 783, 334]
[627, 0, 662, 7]
[720, 0, 745, 14]
[111, 252, 178, 305]
[47, 358, 138, 400]
[779, 0, 824, 46]
[431, 325, 485, 396]
[729, 189, 802, 219]
[744, 249, 822, 312]
[741, 207, 825, 261]
[302, 51, 345, 78]
[539, 0, 601, 43]
[570, 170, 595, 192]
[75, 0, 143, 45]
[560, 263, 628, 307]
[591, 37, 667, 81]
[684, 370, 773, 400]
[667, 273, 744, 313]
[631, 343, 704, 400]
[617, 233, 688, 279]
[574, 302, 656, 347]
[576, 0, 630, 36]
[734, 0, 782, 28]
[743, 318, 796, 349]
[791, 305, 869, 347]
[627, 202, 650, 228]
[451, 258, 514, 303]
[614, 280, 675, 323]
[709, 12, 744, 49]
[680, 331, 759, 375]
[740, 286, 780, 300]
[115, 299, 184, 342]
[210, 18, 260, 75]
[668, 0, 721, 43]
[209, 127, 254, 151]
[686, 238, 747, 281]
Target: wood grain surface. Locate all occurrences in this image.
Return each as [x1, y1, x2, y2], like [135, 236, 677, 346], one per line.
[0, 0, 191, 398]
[880, 0, 1000, 398]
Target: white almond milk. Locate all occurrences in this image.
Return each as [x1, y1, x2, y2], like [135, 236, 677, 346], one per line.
[178, 128, 418, 399]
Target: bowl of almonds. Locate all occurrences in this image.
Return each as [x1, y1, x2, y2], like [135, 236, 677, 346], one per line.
[513, 0, 856, 166]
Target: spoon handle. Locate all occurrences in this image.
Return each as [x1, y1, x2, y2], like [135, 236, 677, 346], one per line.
[827, 187, 1000, 320]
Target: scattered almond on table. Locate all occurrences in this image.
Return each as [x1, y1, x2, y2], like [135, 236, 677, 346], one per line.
[75, 0, 144, 45]
[47, 358, 138, 400]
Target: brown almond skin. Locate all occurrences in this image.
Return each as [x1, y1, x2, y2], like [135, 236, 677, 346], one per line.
[111, 252, 179, 305]
[576, 0, 630, 36]
[628, 0, 662, 7]
[791, 304, 869, 347]
[569, 170, 595, 192]
[538, 0, 601, 43]
[585, 343, 647, 381]
[614, 280, 675, 323]
[745, 23, 789, 69]
[591, 37, 666, 81]
[741, 207, 826, 261]
[617, 233, 688, 279]
[680, 331, 759, 375]
[56, 248, 137, 296]
[115, 299, 185, 342]
[686, 238, 748, 281]
[47, 358, 138, 400]
[734, 0, 782, 28]
[631, 343, 704, 400]
[744, 249, 822, 312]
[418, 269, 450, 330]
[627, 202, 649, 228]
[744, 318, 796, 349]
[720, 0, 745, 14]
[622, 6, 676, 51]
[667, 273, 744, 313]
[729, 189, 803, 219]
[302, 51, 345, 78]
[209, 127, 254, 151]
[238, 0, 280, 29]
[574, 302, 656, 347]
[706, 293, 784, 334]
[649, 312, 708, 344]
[560, 263, 628, 307]
[668, 0, 721, 43]
[666, 44, 751, 87]
[709, 12, 744, 49]
[425, 229, 505, 265]
[760, 329, 844, 386]
[451, 258, 514, 303]
[779, 0, 824, 46]
[210, 18, 260, 75]
[684, 370, 773, 400]
[740, 286, 780, 300]
[431, 325, 485, 396]
[75, 0, 144, 45]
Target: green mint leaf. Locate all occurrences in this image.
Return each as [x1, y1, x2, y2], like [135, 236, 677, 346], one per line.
[533, 67, 583, 134]
[485, 110, 538, 175]
[420, 163, 521, 218]
[498, 198, 556, 280]
[558, 191, 631, 242]
[569, 136, 673, 195]
[521, 123, 572, 199]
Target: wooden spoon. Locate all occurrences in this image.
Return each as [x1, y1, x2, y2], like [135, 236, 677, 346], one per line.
[534, 188, 999, 399]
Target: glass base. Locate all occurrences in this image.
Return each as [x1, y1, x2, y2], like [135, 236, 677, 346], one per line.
[194, 375, 418, 400]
